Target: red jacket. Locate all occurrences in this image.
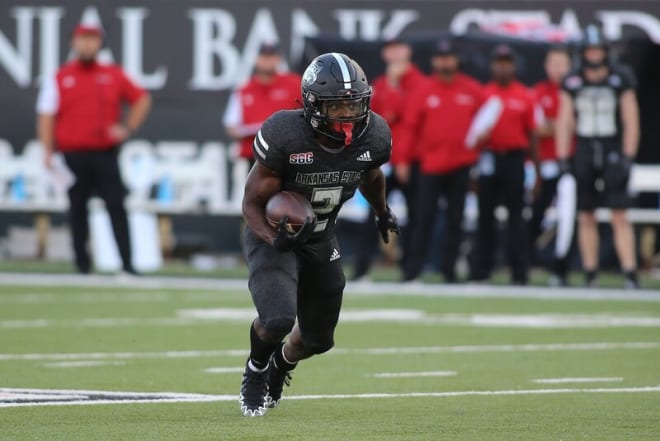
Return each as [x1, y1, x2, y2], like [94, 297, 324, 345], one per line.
[400, 73, 485, 174]
[370, 65, 426, 165]
[232, 73, 301, 159]
[40, 60, 146, 152]
[533, 80, 576, 161]
[484, 81, 537, 153]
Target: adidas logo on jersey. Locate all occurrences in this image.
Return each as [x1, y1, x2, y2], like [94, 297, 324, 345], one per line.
[356, 151, 372, 162]
[330, 248, 341, 262]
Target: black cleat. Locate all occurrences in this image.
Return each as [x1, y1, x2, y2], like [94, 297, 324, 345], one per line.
[239, 359, 269, 417]
[265, 357, 292, 408]
[624, 278, 640, 290]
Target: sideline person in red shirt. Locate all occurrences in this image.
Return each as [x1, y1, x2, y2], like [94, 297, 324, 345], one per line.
[469, 45, 539, 285]
[530, 45, 573, 285]
[223, 43, 301, 167]
[36, 24, 151, 275]
[352, 38, 426, 280]
[400, 40, 484, 282]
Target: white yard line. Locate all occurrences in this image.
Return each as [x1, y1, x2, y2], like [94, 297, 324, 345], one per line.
[42, 360, 126, 368]
[0, 341, 657, 362]
[532, 377, 624, 384]
[0, 293, 172, 304]
[370, 371, 457, 378]
[1, 273, 660, 301]
[203, 367, 244, 374]
[3, 312, 660, 329]
[1, 386, 659, 408]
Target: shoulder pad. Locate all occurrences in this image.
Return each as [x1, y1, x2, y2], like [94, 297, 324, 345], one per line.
[563, 75, 583, 90]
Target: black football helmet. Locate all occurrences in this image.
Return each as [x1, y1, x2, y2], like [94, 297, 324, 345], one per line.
[301, 53, 372, 146]
[581, 24, 609, 68]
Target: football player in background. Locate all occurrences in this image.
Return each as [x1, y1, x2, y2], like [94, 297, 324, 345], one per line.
[530, 45, 573, 286]
[556, 25, 640, 289]
[239, 53, 399, 416]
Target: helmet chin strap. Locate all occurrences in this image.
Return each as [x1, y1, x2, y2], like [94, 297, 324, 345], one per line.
[331, 121, 354, 145]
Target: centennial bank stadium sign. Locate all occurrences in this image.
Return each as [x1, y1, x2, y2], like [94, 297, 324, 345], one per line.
[1, 2, 659, 90]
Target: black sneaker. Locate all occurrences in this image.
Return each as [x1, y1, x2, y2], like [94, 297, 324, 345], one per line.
[239, 359, 268, 417]
[265, 357, 292, 408]
[624, 277, 640, 290]
[548, 274, 568, 287]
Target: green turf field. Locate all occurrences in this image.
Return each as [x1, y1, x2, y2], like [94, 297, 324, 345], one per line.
[0, 276, 659, 440]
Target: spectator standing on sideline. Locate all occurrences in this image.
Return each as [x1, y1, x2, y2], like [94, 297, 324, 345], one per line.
[470, 45, 539, 285]
[556, 25, 640, 289]
[224, 43, 301, 168]
[352, 38, 426, 280]
[400, 40, 484, 282]
[36, 24, 151, 274]
[531, 46, 573, 285]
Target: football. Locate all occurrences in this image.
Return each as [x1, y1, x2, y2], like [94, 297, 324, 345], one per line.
[266, 191, 316, 233]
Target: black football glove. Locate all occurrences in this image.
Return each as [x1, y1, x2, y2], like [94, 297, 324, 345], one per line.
[375, 206, 400, 244]
[271, 215, 316, 252]
[604, 154, 633, 188]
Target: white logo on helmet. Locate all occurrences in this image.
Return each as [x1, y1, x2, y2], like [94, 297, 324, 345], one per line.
[303, 62, 323, 85]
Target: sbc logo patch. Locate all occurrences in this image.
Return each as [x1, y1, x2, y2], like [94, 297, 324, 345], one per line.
[289, 152, 314, 164]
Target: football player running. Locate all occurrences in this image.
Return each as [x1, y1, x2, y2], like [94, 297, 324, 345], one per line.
[239, 53, 399, 416]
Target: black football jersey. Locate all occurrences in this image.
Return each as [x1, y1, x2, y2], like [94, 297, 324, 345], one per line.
[562, 64, 637, 143]
[253, 109, 392, 240]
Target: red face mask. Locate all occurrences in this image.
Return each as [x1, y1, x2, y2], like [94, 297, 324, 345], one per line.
[331, 121, 354, 145]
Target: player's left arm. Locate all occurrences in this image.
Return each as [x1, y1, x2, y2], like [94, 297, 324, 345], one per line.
[360, 168, 400, 243]
[619, 89, 640, 159]
[359, 168, 387, 216]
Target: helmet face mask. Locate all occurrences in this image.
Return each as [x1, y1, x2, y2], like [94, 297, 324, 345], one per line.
[302, 53, 372, 146]
[581, 25, 609, 69]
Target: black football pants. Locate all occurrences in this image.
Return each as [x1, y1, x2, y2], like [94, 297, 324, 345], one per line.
[403, 166, 470, 281]
[472, 150, 528, 283]
[529, 176, 559, 252]
[64, 147, 132, 273]
[528, 175, 573, 277]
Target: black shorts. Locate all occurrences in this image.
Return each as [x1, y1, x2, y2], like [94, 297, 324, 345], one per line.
[243, 228, 346, 351]
[574, 139, 633, 211]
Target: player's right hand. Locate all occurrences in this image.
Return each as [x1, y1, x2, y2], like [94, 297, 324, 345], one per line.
[271, 216, 316, 252]
[604, 155, 633, 188]
[376, 206, 400, 244]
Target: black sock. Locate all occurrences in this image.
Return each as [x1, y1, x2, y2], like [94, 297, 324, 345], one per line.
[554, 257, 568, 278]
[248, 323, 280, 370]
[585, 270, 597, 284]
[624, 270, 638, 283]
[273, 342, 297, 372]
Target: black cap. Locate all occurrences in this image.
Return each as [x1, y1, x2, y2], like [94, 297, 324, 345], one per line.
[491, 44, 515, 60]
[258, 42, 280, 55]
[432, 39, 456, 56]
